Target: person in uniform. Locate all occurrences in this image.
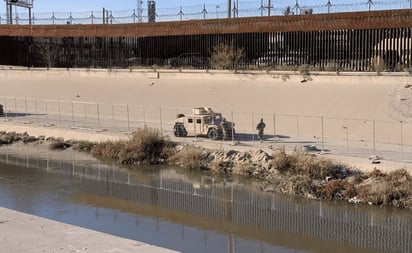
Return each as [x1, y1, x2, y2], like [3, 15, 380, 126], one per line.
[256, 118, 266, 142]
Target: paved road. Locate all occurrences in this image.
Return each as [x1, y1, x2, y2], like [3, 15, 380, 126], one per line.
[0, 207, 180, 253]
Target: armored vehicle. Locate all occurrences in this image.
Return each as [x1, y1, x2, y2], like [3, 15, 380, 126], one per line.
[173, 107, 235, 140]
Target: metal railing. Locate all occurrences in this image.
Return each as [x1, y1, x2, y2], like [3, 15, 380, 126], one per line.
[1, 95, 412, 164]
[0, 0, 411, 25]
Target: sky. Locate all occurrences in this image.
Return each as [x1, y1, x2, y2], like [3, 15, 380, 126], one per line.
[26, 0, 225, 12]
[2, 0, 409, 19]
[9, 0, 370, 13]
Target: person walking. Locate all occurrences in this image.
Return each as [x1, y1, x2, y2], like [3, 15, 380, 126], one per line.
[256, 118, 266, 142]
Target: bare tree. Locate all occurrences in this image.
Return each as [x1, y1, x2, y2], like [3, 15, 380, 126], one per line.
[210, 42, 245, 70]
[31, 38, 56, 68]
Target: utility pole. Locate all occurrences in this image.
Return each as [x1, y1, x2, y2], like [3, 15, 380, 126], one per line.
[233, 0, 238, 18]
[137, 0, 143, 22]
[367, 0, 373, 11]
[326, 0, 332, 13]
[201, 4, 207, 19]
[227, 0, 231, 18]
[178, 6, 183, 21]
[259, 0, 264, 16]
[294, 0, 300, 15]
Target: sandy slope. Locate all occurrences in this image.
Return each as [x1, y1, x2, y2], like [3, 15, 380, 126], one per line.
[1, 67, 412, 172]
[1, 68, 410, 121]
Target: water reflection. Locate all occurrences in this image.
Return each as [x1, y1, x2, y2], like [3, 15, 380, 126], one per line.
[0, 142, 411, 253]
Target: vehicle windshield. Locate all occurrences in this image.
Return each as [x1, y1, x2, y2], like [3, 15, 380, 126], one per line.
[203, 116, 213, 124]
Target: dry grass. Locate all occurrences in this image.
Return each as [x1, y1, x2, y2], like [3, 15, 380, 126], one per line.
[321, 179, 353, 200]
[91, 127, 175, 165]
[370, 56, 386, 72]
[271, 148, 345, 180]
[169, 145, 205, 170]
[0, 131, 39, 145]
[72, 140, 96, 152]
[356, 169, 412, 208]
[210, 42, 245, 70]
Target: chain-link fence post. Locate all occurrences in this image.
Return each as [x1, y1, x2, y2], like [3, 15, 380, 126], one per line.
[127, 104, 130, 132]
[14, 97, 17, 118]
[321, 115, 324, 152]
[4, 99, 8, 120]
[111, 104, 115, 129]
[160, 106, 163, 135]
[58, 100, 61, 126]
[231, 111, 235, 143]
[344, 119, 349, 153]
[34, 99, 38, 123]
[97, 102, 100, 126]
[45, 100, 49, 126]
[273, 113, 276, 148]
[24, 97, 28, 116]
[83, 103, 87, 127]
[194, 112, 197, 142]
[400, 120, 403, 162]
[143, 106, 146, 127]
[71, 101, 75, 127]
[251, 112, 255, 146]
[296, 115, 300, 149]
[372, 119, 376, 156]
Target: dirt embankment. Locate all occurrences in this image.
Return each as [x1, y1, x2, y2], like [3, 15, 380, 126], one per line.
[1, 69, 412, 209]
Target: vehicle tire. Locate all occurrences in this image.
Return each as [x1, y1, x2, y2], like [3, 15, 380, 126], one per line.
[207, 128, 220, 140]
[174, 124, 187, 137]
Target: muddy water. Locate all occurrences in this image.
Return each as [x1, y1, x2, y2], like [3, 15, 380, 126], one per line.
[0, 142, 411, 253]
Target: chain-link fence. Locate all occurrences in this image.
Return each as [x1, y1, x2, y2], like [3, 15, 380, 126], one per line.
[1, 0, 411, 25]
[1, 95, 412, 164]
[1, 141, 411, 253]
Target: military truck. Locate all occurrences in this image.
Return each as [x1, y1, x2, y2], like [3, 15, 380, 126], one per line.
[173, 107, 235, 140]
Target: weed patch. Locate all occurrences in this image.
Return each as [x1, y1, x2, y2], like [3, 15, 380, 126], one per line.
[170, 145, 205, 170]
[91, 127, 175, 165]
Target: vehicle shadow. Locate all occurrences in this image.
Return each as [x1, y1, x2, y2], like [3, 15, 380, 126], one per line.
[233, 133, 290, 142]
[1, 113, 43, 118]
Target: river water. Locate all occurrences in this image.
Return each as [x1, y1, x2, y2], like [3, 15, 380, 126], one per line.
[0, 142, 411, 253]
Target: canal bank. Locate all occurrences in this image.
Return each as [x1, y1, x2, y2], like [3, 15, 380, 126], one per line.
[0, 207, 179, 253]
[0, 120, 410, 174]
[0, 144, 411, 253]
[1, 68, 412, 172]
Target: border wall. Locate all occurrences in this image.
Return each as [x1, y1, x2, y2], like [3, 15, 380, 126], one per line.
[0, 9, 411, 71]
